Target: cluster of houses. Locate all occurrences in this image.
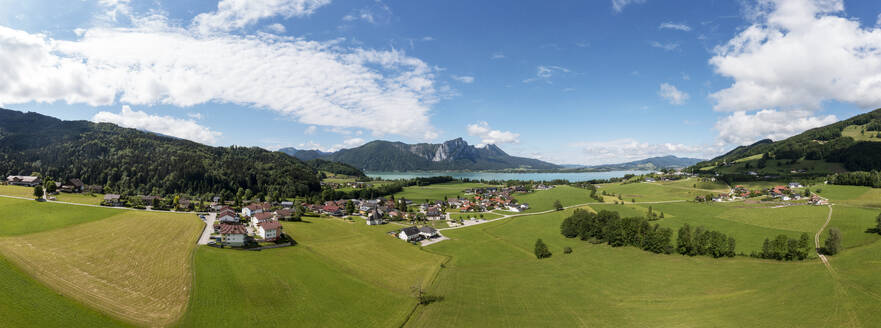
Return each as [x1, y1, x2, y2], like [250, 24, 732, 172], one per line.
[456, 186, 531, 212]
[212, 203, 290, 247]
[397, 226, 439, 242]
[703, 182, 826, 205]
[320, 181, 378, 189]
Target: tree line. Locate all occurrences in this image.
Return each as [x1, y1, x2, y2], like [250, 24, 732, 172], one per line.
[560, 209, 674, 254]
[828, 171, 881, 188]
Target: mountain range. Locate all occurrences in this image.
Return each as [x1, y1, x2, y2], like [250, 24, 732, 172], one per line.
[280, 138, 560, 171]
[562, 155, 705, 172]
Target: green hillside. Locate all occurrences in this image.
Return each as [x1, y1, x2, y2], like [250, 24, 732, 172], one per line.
[693, 108, 881, 174]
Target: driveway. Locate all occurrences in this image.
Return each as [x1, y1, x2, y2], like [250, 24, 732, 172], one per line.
[197, 213, 217, 245]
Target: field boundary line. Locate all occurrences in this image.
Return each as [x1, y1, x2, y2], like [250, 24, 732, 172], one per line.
[815, 204, 834, 272]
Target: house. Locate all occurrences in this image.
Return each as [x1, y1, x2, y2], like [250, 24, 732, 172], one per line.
[788, 182, 803, 189]
[103, 194, 121, 206]
[219, 224, 248, 247]
[323, 204, 342, 216]
[256, 220, 282, 241]
[507, 204, 523, 212]
[251, 212, 276, 228]
[426, 206, 443, 220]
[366, 210, 385, 225]
[61, 178, 84, 193]
[85, 185, 104, 194]
[6, 175, 41, 187]
[280, 201, 294, 208]
[217, 209, 239, 224]
[242, 203, 263, 217]
[398, 226, 421, 241]
[274, 209, 294, 220]
[418, 226, 439, 239]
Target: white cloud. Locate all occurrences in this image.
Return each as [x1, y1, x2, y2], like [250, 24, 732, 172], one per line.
[92, 106, 221, 144]
[0, 15, 440, 139]
[570, 138, 716, 165]
[490, 52, 505, 59]
[466, 121, 520, 145]
[97, 0, 132, 22]
[650, 41, 680, 51]
[266, 23, 286, 33]
[422, 36, 434, 41]
[187, 112, 203, 119]
[523, 65, 570, 83]
[710, 0, 881, 112]
[612, 0, 647, 12]
[715, 109, 837, 145]
[342, 137, 365, 148]
[193, 0, 330, 33]
[451, 75, 475, 83]
[341, 1, 392, 25]
[659, 22, 691, 31]
[304, 125, 317, 135]
[658, 83, 689, 105]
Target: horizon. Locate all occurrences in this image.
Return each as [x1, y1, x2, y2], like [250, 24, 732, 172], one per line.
[1, 0, 881, 165]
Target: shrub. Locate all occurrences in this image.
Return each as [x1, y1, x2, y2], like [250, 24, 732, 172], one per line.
[563, 246, 572, 254]
[534, 239, 552, 259]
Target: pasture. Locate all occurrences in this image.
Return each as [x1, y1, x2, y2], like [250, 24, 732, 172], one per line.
[393, 182, 494, 202]
[0, 204, 203, 327]
[0, 185, 37, 198]
[0, 197, 121, 236]
[180, 217, 446, 327]
[407, 205, 881, 327]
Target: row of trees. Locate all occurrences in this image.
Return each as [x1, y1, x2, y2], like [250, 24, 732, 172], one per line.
[560, 209, 674, 254]
[754, 233, 813, 260]
[675, 224, 736, 258]
[828, 171, 881, 188]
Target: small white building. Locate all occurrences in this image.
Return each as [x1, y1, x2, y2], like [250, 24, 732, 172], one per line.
[242, 204, 263, 217]
[398, 226, 421, 241]
[419, 226, 439, 239]
[366, 211, 385, 225]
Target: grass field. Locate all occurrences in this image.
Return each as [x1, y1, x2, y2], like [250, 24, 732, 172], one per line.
[597, 181, 712, 202]
[842, 124, 881, 142]
[180, 218, 446, 327]
[0, 185, 37, 198]
[0, 201, 203, 326]
[407, 206, 881, 327]
[0, 197, 121, 236]
[0, 255, 128, 327]
[508, 185, 594, 213]
[55, 192, 105, 205]
[393, 182, 494, 202]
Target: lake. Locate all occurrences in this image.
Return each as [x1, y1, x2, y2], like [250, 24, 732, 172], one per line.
[365, 170, 650, 182]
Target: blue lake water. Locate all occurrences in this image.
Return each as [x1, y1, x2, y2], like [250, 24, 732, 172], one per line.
[365, 170, 650, 182]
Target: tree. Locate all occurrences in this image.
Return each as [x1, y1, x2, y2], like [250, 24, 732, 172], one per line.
[876, 212, 881, 234]
[33, 185, 44, 200]
[44, 179, 57, 194]
[553, 200, 563, 211]
[677, 224, 693, 255]
[823, 228, 842, 255]
[345, 200, 355, 214]
[534, 239, 552, 259]
[797, 233, 811, 260]
[560, 216, 579, 238]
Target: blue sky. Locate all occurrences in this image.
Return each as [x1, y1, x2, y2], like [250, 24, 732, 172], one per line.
[2, 0, 881, 164]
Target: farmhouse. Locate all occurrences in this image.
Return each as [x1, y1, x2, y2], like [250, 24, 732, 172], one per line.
[242, 203, 263, 217]
[219, 224, 248, 247]
[418, 226, 439, 239]
[60, 178, 84, 193]
[217, 209, 239, 224]
[6, 175, 41, 187]
[398, 226, 421, 242]
[103, 194, 121, 206]
[366, 210, 385, 225]
[426, 206, 443, 220]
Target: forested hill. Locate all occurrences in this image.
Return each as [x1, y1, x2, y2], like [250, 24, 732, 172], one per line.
[0, 108, 321, 198]
[693, 108, 881, 173]
[284, 138, 560, 171]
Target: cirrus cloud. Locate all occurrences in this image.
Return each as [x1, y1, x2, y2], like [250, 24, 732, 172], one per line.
[658, 83, 689, 105]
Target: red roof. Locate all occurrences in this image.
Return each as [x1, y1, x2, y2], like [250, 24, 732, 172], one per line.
[253, 212, 275, 221]
[245, 204, 261, 211]
[219, 224, 247, 235]
[259, 221, 282, 231]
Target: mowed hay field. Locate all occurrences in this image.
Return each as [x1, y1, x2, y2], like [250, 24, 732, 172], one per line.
[393, 182, 494, 201]
[0, 255, 127, 327]
[180, 217, 446, 327]
[408, 205, 881, 327]
[0, 199, 203, 327]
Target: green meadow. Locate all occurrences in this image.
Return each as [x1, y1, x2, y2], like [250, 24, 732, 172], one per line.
[0, 197, 121, 236]
[180, 218, 446, 327]
[509, 185, 594, 212]
[393, 182, 494, 201]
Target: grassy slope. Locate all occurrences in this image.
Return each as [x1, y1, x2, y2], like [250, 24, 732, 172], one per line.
[180, 218, 446, 327]
[0, 205, 203, 326]
[0, 185, 36, 198]
[509, 185, 594, 213]
[0, 185, 105, 205]
[409, 204, 881, 327]
[393, 182, 493, 201]
[597, 181, 711, 202]
[0, 197, 120, 236]
[0, 255, 128, 328]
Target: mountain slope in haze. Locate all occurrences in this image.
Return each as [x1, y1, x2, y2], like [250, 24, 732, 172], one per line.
[584, 155, 704, 171]
[278, 147, 330, 161]
[289, 138, 560, 171]
[0, 108, 321, 197]
[694, 108, 881, 173]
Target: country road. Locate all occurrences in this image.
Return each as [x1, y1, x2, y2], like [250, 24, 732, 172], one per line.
[0, 194, 204, 215]
[815, 204, 834, 271]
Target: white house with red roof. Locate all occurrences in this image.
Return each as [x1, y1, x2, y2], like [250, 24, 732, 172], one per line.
[220, 224, 248, 247]
[242, 203, 263, 217]
[257, 221, 282, 241]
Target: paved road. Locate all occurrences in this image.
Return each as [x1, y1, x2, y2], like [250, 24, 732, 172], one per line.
[197, 213, 217, 245]
[815, 204, 834, 271]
